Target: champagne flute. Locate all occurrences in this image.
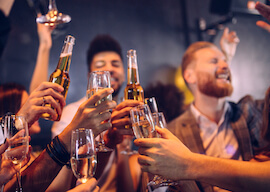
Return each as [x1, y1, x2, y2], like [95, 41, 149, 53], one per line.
[152, 112, 167, 129]
[146, 112, 178, 191]
[4, 115, 29, 192]
[130, 104, 156, 139]
[70, 128, 97, 184]
[86, 71, 113, 152]
[36, 0, 71, 26]
[145, 97, 158, 114]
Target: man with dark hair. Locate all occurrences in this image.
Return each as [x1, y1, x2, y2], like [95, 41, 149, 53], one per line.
[52, 34, 125, 137]
[52, 34, 138, 192]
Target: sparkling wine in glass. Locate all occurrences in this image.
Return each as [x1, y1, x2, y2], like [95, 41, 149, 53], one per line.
[36, 0, 71, 26]
[4, 115, 29, 192]
[86, 71, 113, 152]
[71, 128, 97, 184]
[130, 104, 156, 139]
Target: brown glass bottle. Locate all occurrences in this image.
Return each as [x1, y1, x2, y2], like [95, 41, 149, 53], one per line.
[124, 49, 144, 133]
[42, 35, 75, 120]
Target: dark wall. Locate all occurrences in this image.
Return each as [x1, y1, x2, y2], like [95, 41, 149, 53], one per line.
[1, 0, 270, 146]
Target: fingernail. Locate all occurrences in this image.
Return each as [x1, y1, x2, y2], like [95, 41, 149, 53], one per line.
[109, 88, 114, 93]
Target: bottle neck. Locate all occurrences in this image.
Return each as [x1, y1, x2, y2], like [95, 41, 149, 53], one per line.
[127, 50, 140, 85]
[56, 40, 74, 72]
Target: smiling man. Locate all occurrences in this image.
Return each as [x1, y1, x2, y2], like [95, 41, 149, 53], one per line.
[166, 41, 266, 192]
[51, 35, 127, 192]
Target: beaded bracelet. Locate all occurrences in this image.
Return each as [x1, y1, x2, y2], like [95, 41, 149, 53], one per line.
[46, 136, 70, 167]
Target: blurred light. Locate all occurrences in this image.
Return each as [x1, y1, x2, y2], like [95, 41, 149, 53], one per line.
[247, 1, 256, 9]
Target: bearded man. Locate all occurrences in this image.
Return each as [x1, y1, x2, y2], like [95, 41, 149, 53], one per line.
[167, 41, 266, 192]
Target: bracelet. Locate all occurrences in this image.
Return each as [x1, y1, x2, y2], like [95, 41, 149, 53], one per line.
[46, 136, 70, 167]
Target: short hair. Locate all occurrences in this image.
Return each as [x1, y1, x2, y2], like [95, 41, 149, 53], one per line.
[181, 41, 216, 76]
[0, 83, 26, 116]
[86, 34, 123, 72]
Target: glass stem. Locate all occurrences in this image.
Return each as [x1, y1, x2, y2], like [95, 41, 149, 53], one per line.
[49, 0, 58, 12]
[17, 164, 22, 192]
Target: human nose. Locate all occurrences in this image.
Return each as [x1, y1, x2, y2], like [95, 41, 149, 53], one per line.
[219, 59, 229, 69]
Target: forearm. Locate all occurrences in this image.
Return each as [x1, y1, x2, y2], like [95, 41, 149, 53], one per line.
[30, 43, 50, 93]
[189, 154, 270, 192]
[4, 150, 62, 192]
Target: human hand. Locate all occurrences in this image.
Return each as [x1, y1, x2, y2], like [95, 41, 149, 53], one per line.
[0, 139, 31, 186]
[59, 88, 116, 152]
[36, 13, 55, 49]
[17, 82, 65, 126]
[67, 178, 99, 192]
[220, 27, 240, 63]
[104, 100, 143, 149]
[255, 2, 270, 33]
[134, 127, 194, 181]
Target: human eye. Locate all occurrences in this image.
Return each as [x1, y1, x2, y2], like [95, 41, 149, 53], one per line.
[112, 61, 122, 68]
[94, 61, 105, 68]
[210, 58, 218, 64]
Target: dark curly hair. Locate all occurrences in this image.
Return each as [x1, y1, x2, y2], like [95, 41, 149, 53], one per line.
[86, 34, 123, 72]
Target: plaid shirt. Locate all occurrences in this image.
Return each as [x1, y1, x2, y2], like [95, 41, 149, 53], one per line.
[166, 95, 266, 192]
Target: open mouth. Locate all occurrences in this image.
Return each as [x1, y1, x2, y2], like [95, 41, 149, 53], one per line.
[215, 71, 231, 82]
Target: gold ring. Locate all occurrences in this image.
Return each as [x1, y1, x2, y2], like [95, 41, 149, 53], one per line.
[42, 96, 46, 106]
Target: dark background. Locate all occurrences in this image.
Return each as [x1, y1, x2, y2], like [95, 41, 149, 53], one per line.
[1, 0, 270, 148]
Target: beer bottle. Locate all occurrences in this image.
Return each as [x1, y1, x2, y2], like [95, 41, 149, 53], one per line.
[42, 35, 75, 120]
[124, 49, 144, 132]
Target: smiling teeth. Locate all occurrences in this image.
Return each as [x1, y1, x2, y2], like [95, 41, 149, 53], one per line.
[217, 74, 228, 79]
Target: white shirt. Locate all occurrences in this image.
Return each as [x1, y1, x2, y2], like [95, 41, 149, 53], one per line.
[190, 102, 241, 192]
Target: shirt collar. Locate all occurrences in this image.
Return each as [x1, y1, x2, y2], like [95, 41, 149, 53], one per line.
[190, 101, 231, 126]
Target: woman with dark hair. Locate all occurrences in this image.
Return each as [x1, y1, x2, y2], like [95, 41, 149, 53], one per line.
[0, 82, 41, 136]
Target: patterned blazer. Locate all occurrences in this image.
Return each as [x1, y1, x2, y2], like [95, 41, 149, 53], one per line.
[166, 95, 266, 192]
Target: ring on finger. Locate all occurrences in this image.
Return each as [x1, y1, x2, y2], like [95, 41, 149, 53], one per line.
[42, 96, 46, 107]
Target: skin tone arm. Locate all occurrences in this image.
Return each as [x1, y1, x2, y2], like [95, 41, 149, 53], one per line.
[4, 88, 116, 191]
[255, 1, 270, 32]
[29, 21, 54, 93]
[134, 127, 270, 192]
[109, 100, 143, 192]
[219, 27, 240, 64]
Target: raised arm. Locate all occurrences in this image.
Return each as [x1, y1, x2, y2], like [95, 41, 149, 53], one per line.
[255, 1, 270, 33]
[29, 20, 54, 93]
[219, 27, 240, 64]
[134, 127, 270, 192]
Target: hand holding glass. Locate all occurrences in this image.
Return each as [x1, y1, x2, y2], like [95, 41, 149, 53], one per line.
[71, 128, 97, 184]
[87, 71, 112, 152]
[4, 115, 29, 192]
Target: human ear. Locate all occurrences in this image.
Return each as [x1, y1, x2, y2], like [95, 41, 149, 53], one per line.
[184, 69, 196, 84]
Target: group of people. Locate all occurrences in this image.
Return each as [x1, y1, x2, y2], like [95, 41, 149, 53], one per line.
[0, 0, 270, 192]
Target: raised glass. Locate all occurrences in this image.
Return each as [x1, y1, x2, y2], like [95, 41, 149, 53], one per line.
[36, 0, 71, 26]
[4, 115, 29, 192]
[70, 128, 97, 184]
[86, 71, 112, 152]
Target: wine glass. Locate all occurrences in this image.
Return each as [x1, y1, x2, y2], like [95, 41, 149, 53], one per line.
[145, 97, 158, 114]
[152, 112, 167, 129]
[4, 115, 29, 192]
[146, 112, 178, 191]
[36, 0, 71, 26]
[70, 128, 97, 184]
[86, 71, 113, 152]
[130, 104, 156, 139]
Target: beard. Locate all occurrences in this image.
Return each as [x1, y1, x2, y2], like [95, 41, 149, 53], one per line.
[112, 84, 123, 98]
[197, 71, 233, 98]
